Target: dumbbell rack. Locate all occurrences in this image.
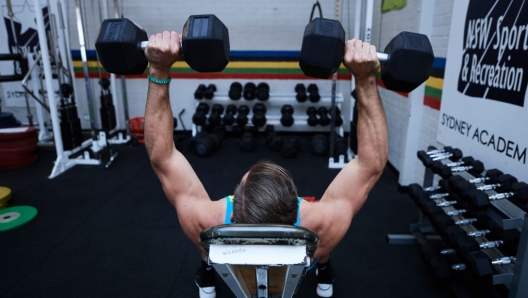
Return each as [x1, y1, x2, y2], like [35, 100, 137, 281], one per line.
[387, 147, 528, 298]
[191, 92, 345, 135]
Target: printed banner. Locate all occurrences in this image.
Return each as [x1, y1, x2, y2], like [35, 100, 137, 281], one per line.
[438, 0, 528, 181]
[0, 0, 65, 107]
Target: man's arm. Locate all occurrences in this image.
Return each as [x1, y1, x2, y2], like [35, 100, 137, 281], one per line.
[144, 31, 222, 251]
[302, 39, 389, 256]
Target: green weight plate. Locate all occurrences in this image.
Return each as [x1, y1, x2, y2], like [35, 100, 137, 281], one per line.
[0, 206, 38, 232]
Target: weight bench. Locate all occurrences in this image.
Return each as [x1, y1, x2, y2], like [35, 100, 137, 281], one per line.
[200, 224, 319, 298]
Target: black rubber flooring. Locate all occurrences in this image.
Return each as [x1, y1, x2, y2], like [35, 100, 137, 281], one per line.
[0, 133, 456, 298]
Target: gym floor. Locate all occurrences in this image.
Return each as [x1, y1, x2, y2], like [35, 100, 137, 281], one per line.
[0, 133, 456, 298]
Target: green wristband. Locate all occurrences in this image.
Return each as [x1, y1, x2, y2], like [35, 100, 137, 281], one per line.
[148, 73, 172, 84]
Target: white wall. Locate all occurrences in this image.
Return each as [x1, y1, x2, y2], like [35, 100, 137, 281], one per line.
[62, 0, 355, 131]
[1, 0, 465, 187]
[414, 0, 454, 185]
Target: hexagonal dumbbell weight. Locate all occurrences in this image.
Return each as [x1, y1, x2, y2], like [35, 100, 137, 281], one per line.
[280, 105, 294, 127]
[96, 15, 230, 74]
[251, 103, 267, 127]
[299, 18, 433, 92]
[192, 103, 210, 126]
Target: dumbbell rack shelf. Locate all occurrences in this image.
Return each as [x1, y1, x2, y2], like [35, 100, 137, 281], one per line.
[193, 92, 345, 134]
[387, 148, 528, 298]
[204, 93, 344, 103]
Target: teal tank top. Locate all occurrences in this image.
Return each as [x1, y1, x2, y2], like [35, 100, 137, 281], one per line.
[224, 195, 302, 226]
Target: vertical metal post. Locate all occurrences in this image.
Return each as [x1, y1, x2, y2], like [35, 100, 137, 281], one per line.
[509, 216, 528, 298]
[100, 0, 121, 130]
[329, 0, 342, 163]
[364, 0, 373, 43]
[113, 0, 130, 134]
[57, 1, 73, 83]
[255, 266, 269, 298]
[48, 15, 65, 104]
[349, 0, 362, 120]
[33, 0, 64, 154]
[74, 0, 97, 138]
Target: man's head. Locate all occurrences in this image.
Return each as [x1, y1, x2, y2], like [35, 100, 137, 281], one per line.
[233, 160, 298, 225]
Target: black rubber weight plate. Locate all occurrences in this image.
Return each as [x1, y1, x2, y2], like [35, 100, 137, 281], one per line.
[0, 206, 38, 232]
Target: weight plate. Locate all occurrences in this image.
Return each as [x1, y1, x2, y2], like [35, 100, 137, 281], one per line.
[0, 202, 8, 209]
[0, 126, 37, 140]
[0, 206, 38, 232]
[0, 142, 37, 154]
[0, 154, 37, 170]
[0, 120, 20, 129]
[0, 112, 15, 124]
[0, 187, 12, 203]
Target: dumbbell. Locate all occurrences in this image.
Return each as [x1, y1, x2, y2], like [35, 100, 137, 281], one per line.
[189, 127, 226, 157]
[299, 18, 433, 92]
[466, 182, 528, 208]
[431, 156, 474, 175]
[266, 132, 284, 152]
[418, 147, 463, 167]
[444, 217, 521, 252]
[281, 138, 300, 158]
[334, 135, 348, 157]
[417, 146, 460, 165]
[95, 15, 229, 74]
[240, 130, 256, 152]
[311, 134, 329, 156]
[243, 82, 257, 100]
[280, 105, 294, 127]
[306, 107, 318, 126]
[420, 195, 473, 221]
[307, 84, 320, 102]
[329, 106, 343, 126]
[426, 205, 468, 220]
[417, 192, 459, 214]
[411, 179, 453, 194]
[203, 84, 217, 99]
[236, 105, 250, 126]
[256, 83, 270, 101]
[229, 82, 243, 100]
[192, 103, 210, 126]
[430, 252, 516, 278]
[408, 180, 452, 202]
[317, 107, 330, 126]
[455, 234, 519, 257]
[194, 84, 206, 99]
[295, 84, 307, 102]
[412, 185, 451, 205]
[208, 104, 224, 126]
[486, 219, 522, 256]
[448, 169, 505, 192]
[454, 174, 518, 198]
[466, 251, 516, 276]
[429, 254, 467, 279]
[251, 103, 267, 127]
[430, 212, 478, 235]
[418, 146, 451, 157]
[445, 226, 491, 247]
[435, 159, 485, 179]
[222, 104, 237, 126]
[420, 242, 452, 265]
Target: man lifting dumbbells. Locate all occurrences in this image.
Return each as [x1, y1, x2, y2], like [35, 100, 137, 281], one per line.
[93, 14, 444, 298]
[140, 30, 388, 297]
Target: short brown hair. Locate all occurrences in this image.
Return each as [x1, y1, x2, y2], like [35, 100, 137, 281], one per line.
[233, 160, 298, 224]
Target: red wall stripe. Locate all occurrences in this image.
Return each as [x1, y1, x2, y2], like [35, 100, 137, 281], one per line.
[423, 95, 441, 110]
